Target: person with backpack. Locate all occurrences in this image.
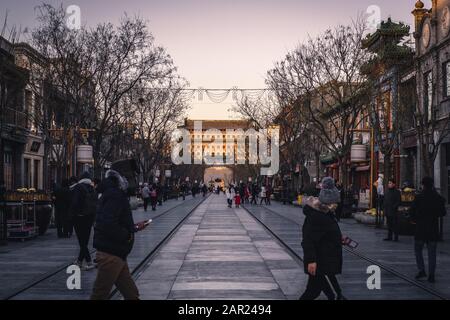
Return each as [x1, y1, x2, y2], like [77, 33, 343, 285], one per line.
[411, 177, 447, 283]
[69, 172, 98, 270]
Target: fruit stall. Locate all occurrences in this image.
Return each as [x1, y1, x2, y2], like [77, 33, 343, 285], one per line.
[3, 189, 53, 241]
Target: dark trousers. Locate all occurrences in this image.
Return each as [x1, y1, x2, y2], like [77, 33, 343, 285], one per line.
[73, 215, 94, 263]
[143, 198, 150, 211]
[91, 251, 139, 300]
[376, 196, 384, 226]
[336, 204, 343, 222]
[386, 214, 399, 240]
[266, 195, 271, 205]
[415, 240, 437, 277]
[55, 207, 69, 237]
[251, 196, 257, 205]
[299, 275, 336, 300]
[150, 197, 157, 211]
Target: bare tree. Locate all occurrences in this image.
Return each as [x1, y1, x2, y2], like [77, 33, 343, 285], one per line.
[85, 15, 178, 176]
[413, 71, 450, 179]
[265, 17, 371, 188]
[25, 4, 185, 182]
[125, 78, 189, 180]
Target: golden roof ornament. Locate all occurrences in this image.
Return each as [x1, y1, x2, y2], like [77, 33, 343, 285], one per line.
[415, 0, 424, 9]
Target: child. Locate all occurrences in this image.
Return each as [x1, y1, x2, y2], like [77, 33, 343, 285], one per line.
[235, 193, 241, 208]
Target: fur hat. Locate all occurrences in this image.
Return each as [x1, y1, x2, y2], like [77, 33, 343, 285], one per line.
[318, 177, 341, 205]
[105, 170, 129, 191]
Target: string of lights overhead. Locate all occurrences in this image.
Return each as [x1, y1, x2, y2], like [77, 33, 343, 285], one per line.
[148, 87, 280, 103]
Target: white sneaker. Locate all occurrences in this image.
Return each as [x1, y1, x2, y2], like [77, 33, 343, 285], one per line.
[83, 262, 95, 271]
[73, 260, 83, 268]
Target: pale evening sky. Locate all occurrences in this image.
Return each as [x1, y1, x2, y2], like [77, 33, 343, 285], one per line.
[1, 0, 417, 120]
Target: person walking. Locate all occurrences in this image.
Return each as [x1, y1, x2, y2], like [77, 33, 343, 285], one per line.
[411, 177, 447, 283]
[202, 183, 208, 197]
[180, 181, 187, 200]
[91, 170, 149, 300]
[260, 186, 267, 205]
[375, 174, 385, 227]
[141, 183, 150, 212]
[235, 193, 241, 208]
[299, 177, 344, 300]
[335, 182, 344, 222]
[383, 180, 401, 242]
[251, 183, 259, 205]
[265, 184, 272, 205]
[226, 186, 235, 208]
[156, 182, 163, 206]
[150, 184, 158, 211]
[244, 185, 250, 204]
[69, 172, 98, 270]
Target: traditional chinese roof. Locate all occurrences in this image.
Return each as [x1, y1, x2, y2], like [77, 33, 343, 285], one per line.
[362, 18, 411, 51]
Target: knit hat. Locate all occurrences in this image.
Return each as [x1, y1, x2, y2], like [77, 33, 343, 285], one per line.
[105, 170, 129, 191]
[318, 177, 341, 205]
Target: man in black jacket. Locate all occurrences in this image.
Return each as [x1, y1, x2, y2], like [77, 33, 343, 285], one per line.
[91, 170, 149, 300]
[69, 172, 97, 270]
[411, 177, 447, 283]
[300, 177, 344, 300]
[383, 180, 401, 242]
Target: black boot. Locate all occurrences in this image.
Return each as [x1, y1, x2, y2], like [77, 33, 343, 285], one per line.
[415, 271, 427, 280]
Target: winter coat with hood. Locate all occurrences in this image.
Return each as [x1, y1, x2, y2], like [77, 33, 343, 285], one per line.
[93, 171, 136, 260]
[69, 178, 96, 219]
[301, 200, 343, 276]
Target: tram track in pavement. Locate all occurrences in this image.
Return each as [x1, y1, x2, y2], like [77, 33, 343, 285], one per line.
[2, 195, 209, 300]
[242, 203, 449, 300]
[109, 194, 210, 299]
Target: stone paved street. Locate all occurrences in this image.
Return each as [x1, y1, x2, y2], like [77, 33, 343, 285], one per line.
[0, 195, 204, 300]
[243, 201, 450, 300]
[134, 194, 306, 300]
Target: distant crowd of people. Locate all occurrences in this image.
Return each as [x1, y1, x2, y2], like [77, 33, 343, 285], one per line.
[223, 182, 273, 209]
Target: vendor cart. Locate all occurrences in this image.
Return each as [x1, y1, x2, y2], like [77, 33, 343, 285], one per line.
[4, 191, 53, 241]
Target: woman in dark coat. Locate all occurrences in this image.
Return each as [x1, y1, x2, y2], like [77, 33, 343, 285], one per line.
[300, 177, 344, 300]
[410, 177, 447, 283]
